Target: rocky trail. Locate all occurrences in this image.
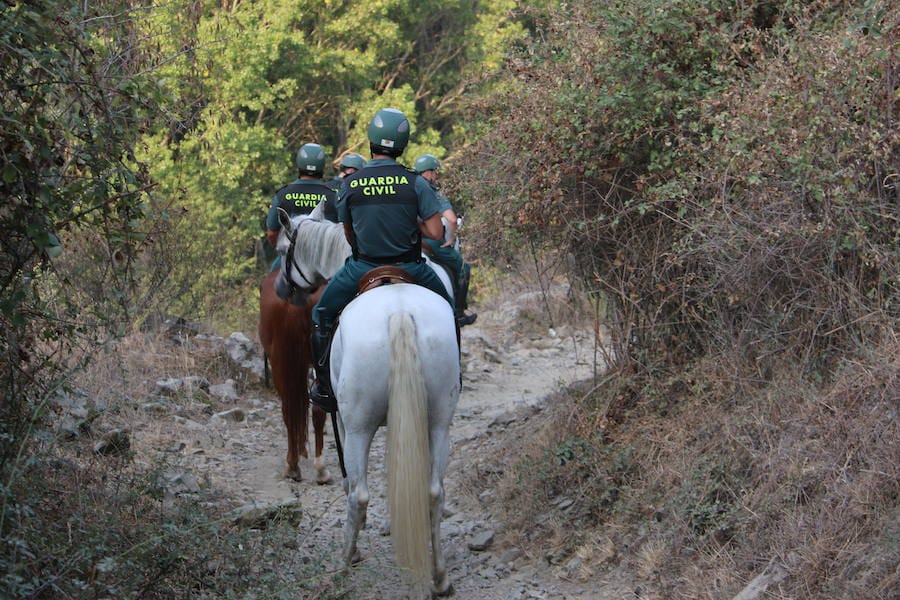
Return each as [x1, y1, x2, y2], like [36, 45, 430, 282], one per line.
[119, 290, 638, 599]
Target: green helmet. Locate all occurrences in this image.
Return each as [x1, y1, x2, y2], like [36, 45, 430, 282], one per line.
[414, 154, 441, 173]
[296, 143, 326, 175]
[339, 153, 366, 171]
[367, 108, 410, 155]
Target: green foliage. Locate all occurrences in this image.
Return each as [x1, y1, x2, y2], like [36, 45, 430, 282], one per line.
[0, 3, 192, 596]
[128, 0, 525, 325]
[0, 0, 166, 465]
[455, 2, 718, 250]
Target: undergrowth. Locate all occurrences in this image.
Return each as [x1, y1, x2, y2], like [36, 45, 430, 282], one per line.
[458, 2, 897, 598]
[1, 452, 323, 599]
[484, 341, 898, 599]
[4, 449, 350, 599]
[1, 330, 345, 599]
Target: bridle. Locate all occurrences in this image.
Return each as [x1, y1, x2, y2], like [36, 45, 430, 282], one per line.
[277, 218, 324, 304]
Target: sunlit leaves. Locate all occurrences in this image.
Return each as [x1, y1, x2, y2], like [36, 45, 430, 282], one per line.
[125, 0, 524, 323]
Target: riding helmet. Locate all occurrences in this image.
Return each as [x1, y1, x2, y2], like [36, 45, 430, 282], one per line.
[339, 152, 366, 171]
[367, 108, 410, 156]
[414, 154, 441, 173]
[296, 143, 326, 175]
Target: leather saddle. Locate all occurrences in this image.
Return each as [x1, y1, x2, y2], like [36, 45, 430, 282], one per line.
[357, 266, 414, 294]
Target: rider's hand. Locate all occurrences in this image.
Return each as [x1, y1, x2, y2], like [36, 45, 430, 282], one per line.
[441, 223, 457, 247]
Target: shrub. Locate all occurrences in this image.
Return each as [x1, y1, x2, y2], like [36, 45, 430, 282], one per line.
[455, 0, 898, 376]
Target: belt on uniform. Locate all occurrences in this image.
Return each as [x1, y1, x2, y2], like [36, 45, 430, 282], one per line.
[356, 249, 421, 264]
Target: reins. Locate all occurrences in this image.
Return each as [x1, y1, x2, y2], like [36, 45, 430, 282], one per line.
[282, 219, 319, 297]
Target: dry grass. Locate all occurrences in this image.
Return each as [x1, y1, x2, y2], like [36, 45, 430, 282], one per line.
[74, 326, 264, 415]
[2, 322, 346, 599]
[471, 336, 898, 600]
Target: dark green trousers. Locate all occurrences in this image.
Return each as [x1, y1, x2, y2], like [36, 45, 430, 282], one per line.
[312, 257, 454, 329]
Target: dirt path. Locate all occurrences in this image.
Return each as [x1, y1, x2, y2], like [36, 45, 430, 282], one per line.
[145, 291, 634, 599]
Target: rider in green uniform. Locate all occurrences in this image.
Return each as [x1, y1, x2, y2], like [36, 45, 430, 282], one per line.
[308, 108, 454, 410]
[265, 143, 338, 270]
[414, 154, 477, 327]
[326, 152, 366, 192]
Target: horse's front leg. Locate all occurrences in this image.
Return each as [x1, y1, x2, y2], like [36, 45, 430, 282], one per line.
[280, 395, 304, 481]
[311, 405, 332, 484]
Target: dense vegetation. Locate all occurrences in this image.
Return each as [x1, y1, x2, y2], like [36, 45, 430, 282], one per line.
[1, 0, 896, 598]
[453, 2, 898, 598]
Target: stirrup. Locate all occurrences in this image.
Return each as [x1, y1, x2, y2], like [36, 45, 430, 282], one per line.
[309, 379, 337, 413]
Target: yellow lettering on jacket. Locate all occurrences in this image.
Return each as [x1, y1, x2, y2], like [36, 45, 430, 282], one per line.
[362, 186, 397, 195]
[284, 192, 326, 207]
[350, 175, 408, 189]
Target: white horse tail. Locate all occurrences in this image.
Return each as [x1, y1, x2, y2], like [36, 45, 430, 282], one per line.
[386, 311, 431, 587]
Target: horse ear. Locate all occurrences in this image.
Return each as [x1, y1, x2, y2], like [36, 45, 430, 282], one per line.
[310, 200, 325, 221]
[277, 207, 291, 230]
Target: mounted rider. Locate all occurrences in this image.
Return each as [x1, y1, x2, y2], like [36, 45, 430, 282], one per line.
[309, 108, 454, 410]
[414, 154, 477, 327]
[265, 143, 339, 270]
[326, 152, 366, 192]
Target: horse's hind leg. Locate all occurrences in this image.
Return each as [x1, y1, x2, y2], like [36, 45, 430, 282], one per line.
[429, 483, 451, 596]
[341, 431, 374, 568]
[311, 405, 332, 484]
[429, 426, 453, 596]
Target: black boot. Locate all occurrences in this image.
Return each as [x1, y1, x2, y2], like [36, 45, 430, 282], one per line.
[309, 325, 336, 413]
[455, 263, 477, 327]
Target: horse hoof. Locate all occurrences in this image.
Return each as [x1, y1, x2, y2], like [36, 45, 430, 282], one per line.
[316, 469, 333, 485]
[432, 581, 453, 597]
[283, 467, 302, 482]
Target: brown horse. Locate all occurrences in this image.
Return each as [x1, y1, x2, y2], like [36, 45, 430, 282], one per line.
[258, 269, 331, 484]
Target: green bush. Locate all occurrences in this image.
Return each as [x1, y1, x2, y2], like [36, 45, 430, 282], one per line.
[0, 0, 166, 471]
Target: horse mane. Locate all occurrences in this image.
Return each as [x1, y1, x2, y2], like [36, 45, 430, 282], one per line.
[287, 215, 351, 279]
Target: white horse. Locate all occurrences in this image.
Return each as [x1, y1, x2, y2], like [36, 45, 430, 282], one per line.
[276, 205, 460, 596]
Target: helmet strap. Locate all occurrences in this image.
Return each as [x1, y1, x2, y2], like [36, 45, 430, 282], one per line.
[369, 142, 402, 158]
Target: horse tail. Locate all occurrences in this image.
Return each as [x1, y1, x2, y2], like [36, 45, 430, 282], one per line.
[386, 311, 431, 586]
